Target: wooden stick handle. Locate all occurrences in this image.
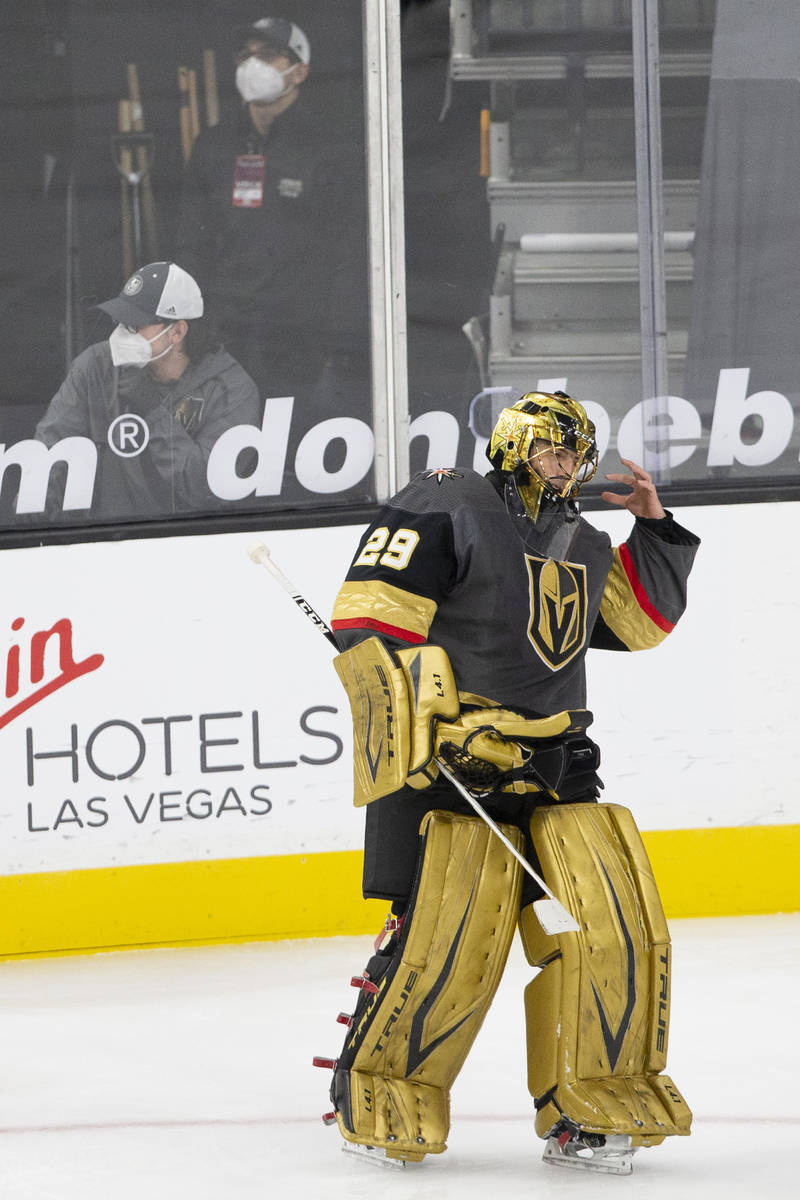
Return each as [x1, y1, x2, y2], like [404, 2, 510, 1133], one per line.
[126, 62, 144, 128]
[187, 68, 201, 143]
[117, 99, 135, 279]
[126, 62, 159, 260]
[178, 66, 194, 163]
[203, 48, 219, 127]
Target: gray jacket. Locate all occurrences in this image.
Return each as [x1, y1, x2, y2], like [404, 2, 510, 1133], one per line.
[35, 340, 261, 520]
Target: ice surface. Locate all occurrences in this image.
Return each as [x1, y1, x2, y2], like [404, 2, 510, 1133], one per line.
[1, 914, 797, 1198]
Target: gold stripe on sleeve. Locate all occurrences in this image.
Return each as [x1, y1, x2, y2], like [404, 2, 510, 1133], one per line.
[332, 580, 438, 643]
[599, 548, 670, 651]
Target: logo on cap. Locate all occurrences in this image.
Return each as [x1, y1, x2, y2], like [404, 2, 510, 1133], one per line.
[124, 275, 144, 296]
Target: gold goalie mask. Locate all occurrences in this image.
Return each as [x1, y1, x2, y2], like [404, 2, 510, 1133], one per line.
[487, 392, 598, 522]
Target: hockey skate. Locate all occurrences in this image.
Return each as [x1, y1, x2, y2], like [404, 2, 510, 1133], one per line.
[542, 1123, 636, 1175]
[339, 1141, 414, 1170]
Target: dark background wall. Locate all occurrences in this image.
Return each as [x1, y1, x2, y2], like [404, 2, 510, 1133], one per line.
[1, 1, 490, 462]
[401, 0, 491, 451]
[685, 0, 800, 417]
[0, 0, 370, 444]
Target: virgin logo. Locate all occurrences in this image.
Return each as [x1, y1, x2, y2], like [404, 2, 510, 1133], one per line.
[1, 617, 104, 731]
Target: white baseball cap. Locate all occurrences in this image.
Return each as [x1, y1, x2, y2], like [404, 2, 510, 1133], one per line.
[98, 262, 204, 327]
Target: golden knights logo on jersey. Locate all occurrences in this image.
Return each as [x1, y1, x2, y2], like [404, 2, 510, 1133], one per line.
[525, 555, 588, 670]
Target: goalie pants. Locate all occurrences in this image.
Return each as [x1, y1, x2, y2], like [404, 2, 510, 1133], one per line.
[362, 771, 598, 910]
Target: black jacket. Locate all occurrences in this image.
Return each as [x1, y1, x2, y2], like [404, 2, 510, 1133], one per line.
[175, 102, 368, 354]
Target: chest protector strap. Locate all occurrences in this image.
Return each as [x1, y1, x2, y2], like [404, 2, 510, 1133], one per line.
[330, 810, 523, 1161]
[522, 803, 692, 1145]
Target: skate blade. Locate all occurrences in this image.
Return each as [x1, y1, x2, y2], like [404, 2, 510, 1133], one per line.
[543, 1134, 635, 1175]
[341, 1141, 407, 1170]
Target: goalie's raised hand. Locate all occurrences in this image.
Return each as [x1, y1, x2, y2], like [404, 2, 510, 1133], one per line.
[600, 458, 666, 520]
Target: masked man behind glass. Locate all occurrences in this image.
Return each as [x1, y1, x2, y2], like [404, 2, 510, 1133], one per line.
[34, 261, 260, 521]
[174, 17, 369, 451]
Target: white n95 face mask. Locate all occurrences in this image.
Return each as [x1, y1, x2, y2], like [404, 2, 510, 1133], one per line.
[236, 56, 294, 104]
[109, 323, 174, 368]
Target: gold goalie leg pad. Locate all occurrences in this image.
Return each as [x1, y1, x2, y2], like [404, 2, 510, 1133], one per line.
[330, 811, 523, 1160]
[521, 803, 692, 1144]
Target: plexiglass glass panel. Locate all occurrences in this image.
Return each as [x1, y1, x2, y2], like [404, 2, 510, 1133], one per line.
[403, 0, 799, 502]
[0, 1, 373, 534]
[675, 0, 800, 488]
[403, 0, 647, 481]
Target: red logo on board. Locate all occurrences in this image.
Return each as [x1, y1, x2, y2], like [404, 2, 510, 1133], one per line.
[2, 618, 104, 731]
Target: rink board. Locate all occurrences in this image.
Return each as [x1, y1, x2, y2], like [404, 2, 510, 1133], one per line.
[2, 822, 799, 958]
[2, 507, 800, 958]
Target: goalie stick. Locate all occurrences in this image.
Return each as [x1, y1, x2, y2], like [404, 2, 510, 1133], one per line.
[248, 541, 579, 935]
[249, 542, 338, 648]
[433, 759, 578, 933]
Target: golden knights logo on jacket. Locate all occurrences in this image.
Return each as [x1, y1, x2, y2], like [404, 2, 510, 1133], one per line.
[525, 555, 588, 670]
[174, 395, 206, 433]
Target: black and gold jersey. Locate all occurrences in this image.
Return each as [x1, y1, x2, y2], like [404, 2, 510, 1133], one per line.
[332, 469, 699, 717]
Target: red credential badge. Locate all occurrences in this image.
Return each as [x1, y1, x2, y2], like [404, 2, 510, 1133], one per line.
[232, 155, 266, 208]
